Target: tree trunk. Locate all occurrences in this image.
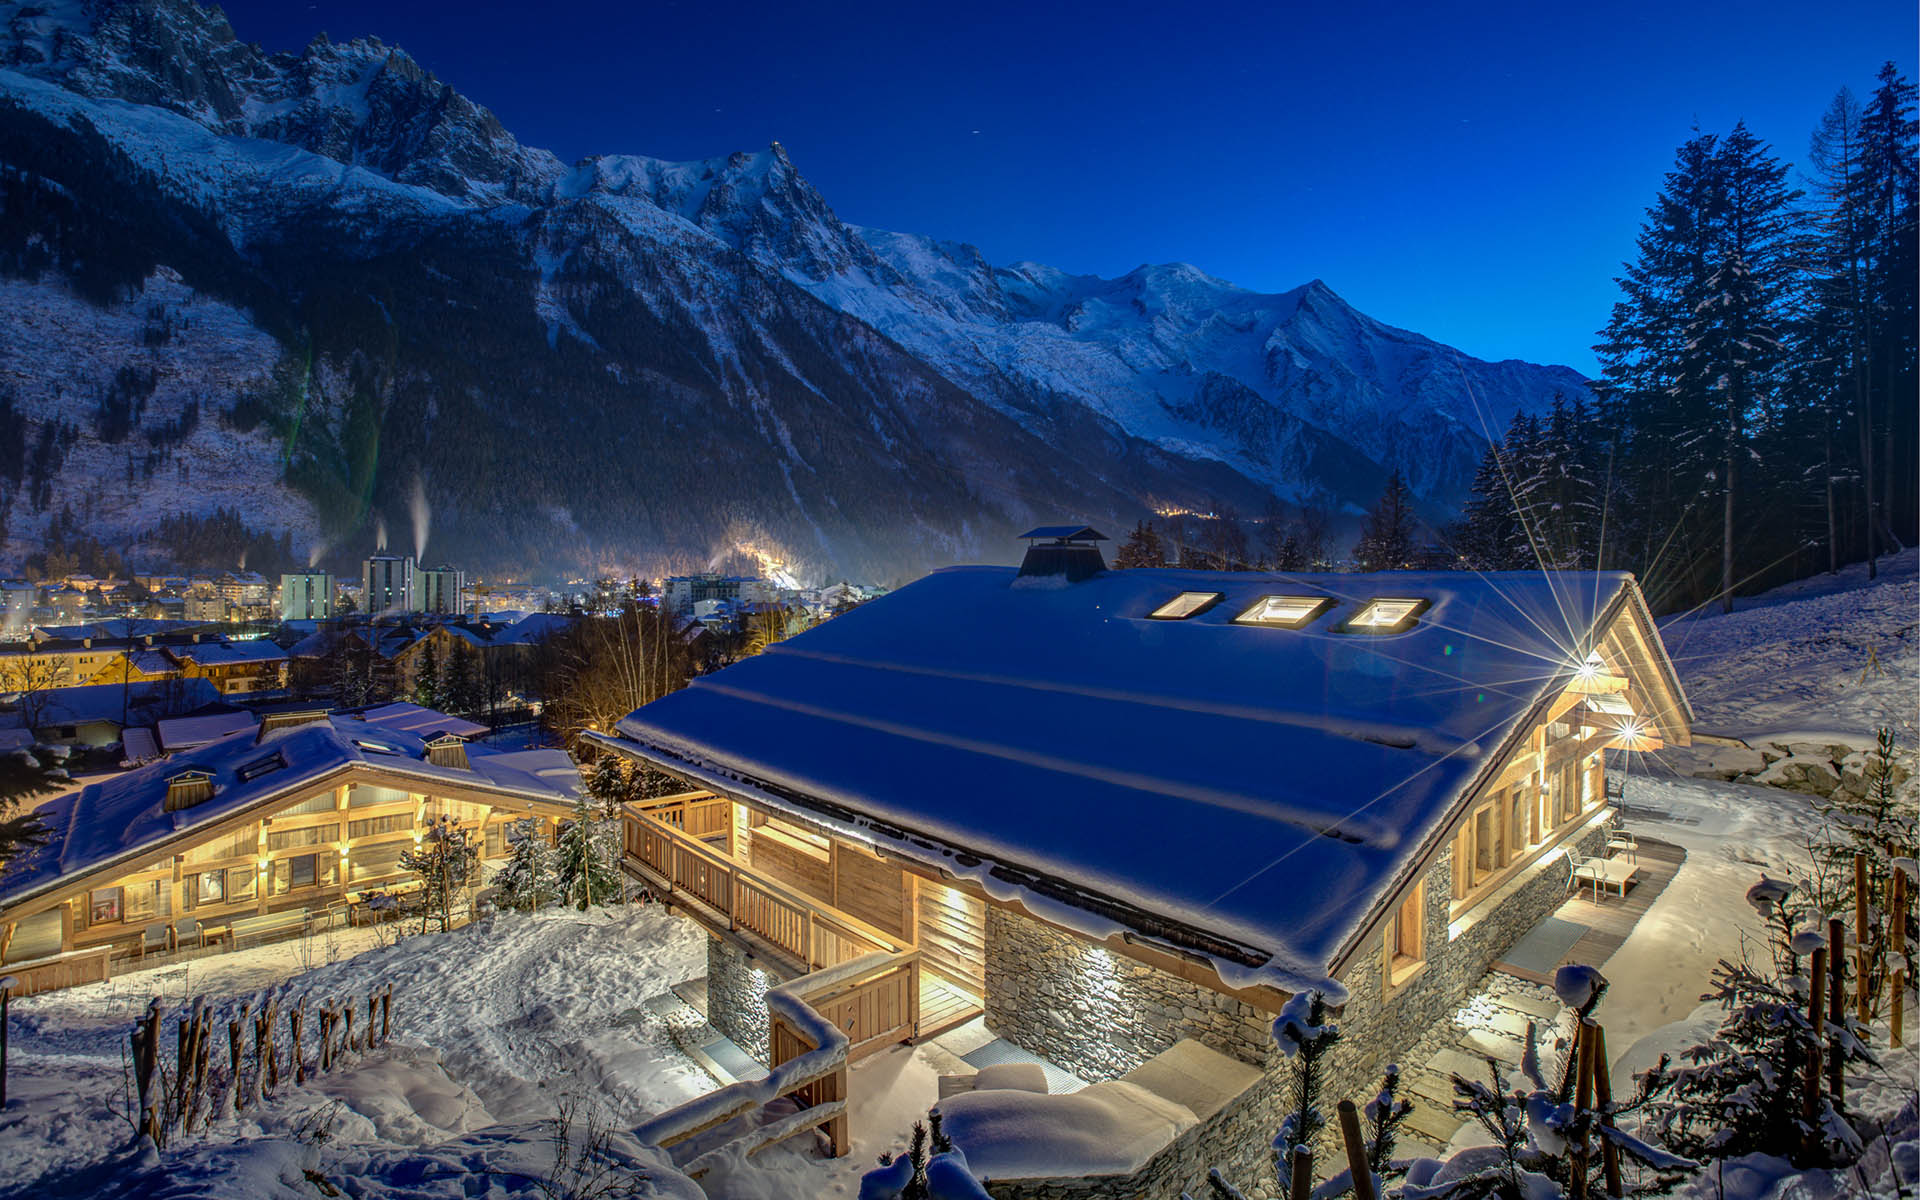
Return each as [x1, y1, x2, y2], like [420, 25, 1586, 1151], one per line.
[1721, 445, 1735, 614]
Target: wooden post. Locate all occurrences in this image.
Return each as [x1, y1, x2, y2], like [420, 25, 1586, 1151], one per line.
[1892, 869, 1908, 1047]
[290, 1003, 306, 1085]
[1828, 916, 1846, 1106]
[0, 977, 11, 1110]
[227, 1008, 245, 1115]
[1591, 1024, 1622, 1199]
[1572, 1019, 1597, 1200]
[368, 990, 379, 1050]
[1806, 946, 1828, 1135]
[1855, 853, 1872, 1023]
[343, 1003, 355, 1056]
[1337, 1099, 1377, 1200]
[254, 1001, 274, 1102]
[174, 1004, 191, 1130]
[381, 985, 392, 1045]
[133, 999, 162, 1144]
[1289, 1144, 1313, 1200]
[191, 1006, 210, 1132]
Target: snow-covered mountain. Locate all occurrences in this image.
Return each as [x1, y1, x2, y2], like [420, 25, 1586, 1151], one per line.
[0, 0, 1589, 580]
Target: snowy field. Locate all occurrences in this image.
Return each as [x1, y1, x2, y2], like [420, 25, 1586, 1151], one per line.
[0, 905, 710, 1198]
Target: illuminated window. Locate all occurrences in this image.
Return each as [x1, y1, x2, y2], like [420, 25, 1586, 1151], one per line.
[1346, 598, 1426, 632]
[1232, 595, 1332, 628]
[1148, 591, 1224, 620]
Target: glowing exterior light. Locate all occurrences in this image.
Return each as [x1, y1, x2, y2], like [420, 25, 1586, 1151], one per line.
[1346, 598, 1426, 632]
[1148, 591, 1224, 620]
[1232, 595, 1331, 628]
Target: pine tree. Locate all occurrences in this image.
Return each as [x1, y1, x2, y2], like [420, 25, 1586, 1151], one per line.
[0, 748, 65, 872]
[1352, 470, 1416, 570]
[491, 817, 557, 912]
[443, 640, 480, 716]
[1857, 64, 1918, 559]
[1270, 991, 1339, 1172]
[1112, 520, 1166, 568]
[584, 756, 629, 822]
[554, 791, 621, 911]
[412, 638, 441, 709]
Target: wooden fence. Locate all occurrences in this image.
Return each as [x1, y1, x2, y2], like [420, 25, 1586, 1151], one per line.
[1, 946, 113, 997]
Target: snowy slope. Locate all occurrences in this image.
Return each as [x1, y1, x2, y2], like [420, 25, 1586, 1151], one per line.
[0, 0, 1588, 578]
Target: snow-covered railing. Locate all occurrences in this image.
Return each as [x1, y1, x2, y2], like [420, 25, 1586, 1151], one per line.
[636, 949, 921, 1175]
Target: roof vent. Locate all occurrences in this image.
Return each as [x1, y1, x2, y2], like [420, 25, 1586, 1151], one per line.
[164, 769, 214, 812]
[1015, 526, 1109, 584]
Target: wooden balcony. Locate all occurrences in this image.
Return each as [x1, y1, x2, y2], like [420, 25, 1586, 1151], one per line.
[621, 794, 902, 978]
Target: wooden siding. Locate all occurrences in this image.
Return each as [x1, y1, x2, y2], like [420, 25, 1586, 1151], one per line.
[915, 877, 986, 994]
[749, 825, 832, 900]
[831, 843, 908, 943]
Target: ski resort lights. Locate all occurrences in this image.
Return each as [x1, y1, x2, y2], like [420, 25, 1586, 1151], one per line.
[1231, 595, 1333, 628]
[1345, 598, 1427, 632]
[1147, 591, 1225, 620]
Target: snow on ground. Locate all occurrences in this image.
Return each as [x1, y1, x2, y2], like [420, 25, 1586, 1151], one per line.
[1595, 548, 1918, 1058]
[1657, 548, 1916, 745]
[0, 903, 710, 1198]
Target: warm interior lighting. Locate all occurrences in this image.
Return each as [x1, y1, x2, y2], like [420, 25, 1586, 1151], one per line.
[1148, 591, 1224, 620]
[1347, 598, 1425, 631]
[1232, 595, 1331, 627]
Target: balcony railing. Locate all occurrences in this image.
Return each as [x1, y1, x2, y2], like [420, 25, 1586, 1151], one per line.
[621, 796, 898, 972]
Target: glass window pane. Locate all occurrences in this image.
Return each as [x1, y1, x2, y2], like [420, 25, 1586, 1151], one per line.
[1148, 591, 1224, 620]
[1349, 598, 1423, 629]
[1232, 595, 1329, 627]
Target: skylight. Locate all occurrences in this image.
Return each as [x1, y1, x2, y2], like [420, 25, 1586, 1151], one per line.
[1148, 591, 1224, 620]
[235, 753, 285, 783]
[1346, 598, 1426, 632]
[1232, 595, 1331, 628]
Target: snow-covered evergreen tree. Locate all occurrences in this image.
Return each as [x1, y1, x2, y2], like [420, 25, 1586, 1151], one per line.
[490, 817, 557, 912]
[1270, 990, 1340, 1173]
[585, 756, 630, 822]
[1650, 877, 1874, 1167]
[554, 792, 622, 911]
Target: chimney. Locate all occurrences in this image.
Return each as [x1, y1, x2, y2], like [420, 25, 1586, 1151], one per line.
[1015, 526, 1109, 584]
[164, 770, 214, 812]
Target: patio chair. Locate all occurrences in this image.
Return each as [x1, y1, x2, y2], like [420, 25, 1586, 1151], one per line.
[1605, 814, 1639, 864]
[174, 917, 202, 950]
[139, 922, 171, 957]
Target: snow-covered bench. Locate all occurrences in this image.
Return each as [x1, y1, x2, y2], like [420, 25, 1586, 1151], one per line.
[935, 1039, 1263, 1182]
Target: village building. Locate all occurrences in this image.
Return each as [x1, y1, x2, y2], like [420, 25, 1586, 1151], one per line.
[363, 554, 416, 615]
[1, 678, 221, 750]
[0, 714, 583, 988]
[588, 533, 1690, 1192]
[280, 570, 334, 620]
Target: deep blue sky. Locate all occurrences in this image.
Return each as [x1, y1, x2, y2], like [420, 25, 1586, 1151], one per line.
[220, 0, 1911, 372]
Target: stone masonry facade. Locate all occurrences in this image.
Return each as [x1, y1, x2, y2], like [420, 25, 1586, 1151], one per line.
[973, 817, 1609, 1199]
[706, 936, 772, 1063]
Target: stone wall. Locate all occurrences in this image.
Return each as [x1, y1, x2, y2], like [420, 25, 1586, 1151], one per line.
[983, 905, 1273, 1082]
[706, 937, 771, 1063]
[972, 819, 1609, 1199]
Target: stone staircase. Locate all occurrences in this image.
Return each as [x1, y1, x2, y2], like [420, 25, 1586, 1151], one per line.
[1395, 976, 1573, 1155]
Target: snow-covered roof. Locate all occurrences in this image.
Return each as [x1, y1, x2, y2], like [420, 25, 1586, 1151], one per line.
[157, 709, 259, 751]
[6, 679, 223, 730]
[609, 565, 1669, 989]
[0, 718, 582, 916]
[354, 702, 490, 740]
[168, 640, 287, 667]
